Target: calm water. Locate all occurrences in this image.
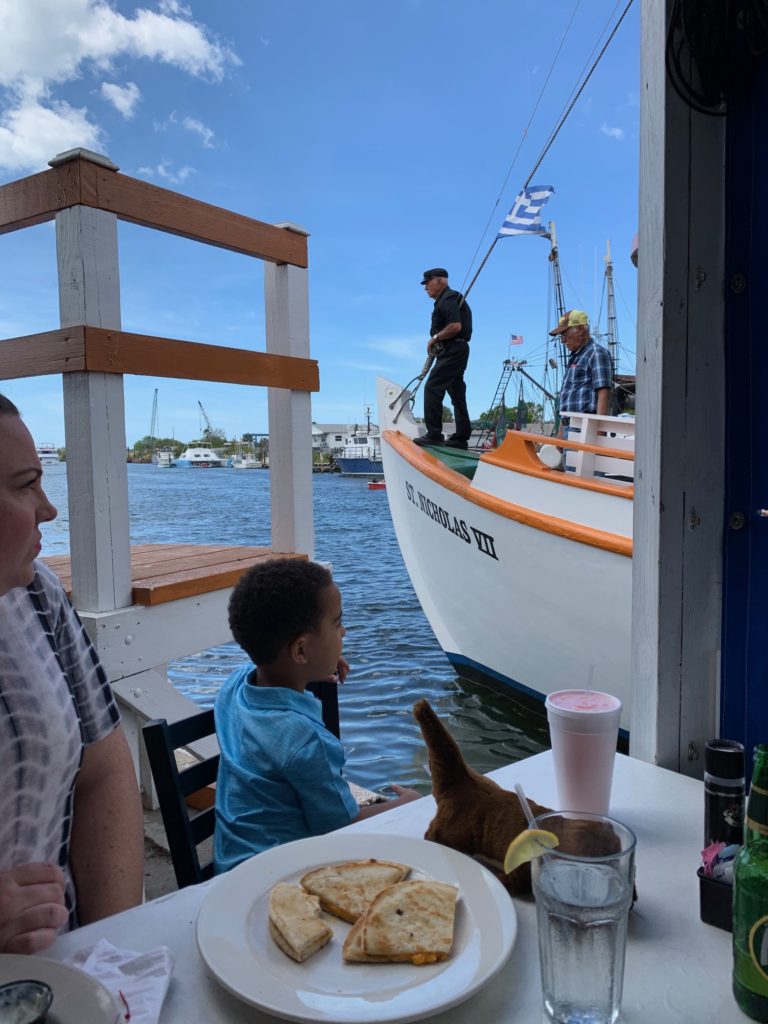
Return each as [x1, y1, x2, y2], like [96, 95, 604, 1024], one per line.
[39, 463, 548, 792]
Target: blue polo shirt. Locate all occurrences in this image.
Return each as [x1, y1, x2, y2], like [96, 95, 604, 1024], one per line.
[214, 666, 359, 873]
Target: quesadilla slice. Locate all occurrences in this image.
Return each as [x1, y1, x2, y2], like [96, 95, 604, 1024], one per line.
[342, 879, 459, 965]
[300, 859, 411, 923]
[268, 882, 333, 963]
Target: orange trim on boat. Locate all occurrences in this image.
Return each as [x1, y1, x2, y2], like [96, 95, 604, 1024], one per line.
[482, 430, 634, 499]
[383, 430, 633, 558]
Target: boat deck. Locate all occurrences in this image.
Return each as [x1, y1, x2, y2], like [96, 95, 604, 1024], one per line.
[44, 543, 306, 606]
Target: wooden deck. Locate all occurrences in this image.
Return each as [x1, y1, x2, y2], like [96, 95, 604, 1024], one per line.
[44, 544, 306, 606]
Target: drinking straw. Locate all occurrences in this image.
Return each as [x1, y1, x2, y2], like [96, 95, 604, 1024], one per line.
[515, 783, 537, 828]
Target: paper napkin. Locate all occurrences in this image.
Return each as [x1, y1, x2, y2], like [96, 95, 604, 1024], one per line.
[66, 938, 174, 1024]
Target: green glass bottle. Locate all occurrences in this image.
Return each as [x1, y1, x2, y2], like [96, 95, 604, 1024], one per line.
[733, 744, 768, 1021]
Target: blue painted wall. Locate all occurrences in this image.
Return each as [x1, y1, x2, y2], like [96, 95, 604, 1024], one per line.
[722, 46, 768, 753]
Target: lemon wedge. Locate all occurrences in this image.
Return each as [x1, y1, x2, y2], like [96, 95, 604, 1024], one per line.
[503, 829, 560, 874]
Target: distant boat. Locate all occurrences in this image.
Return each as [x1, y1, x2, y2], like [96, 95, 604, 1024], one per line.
[335, 408, 383, 477]
[36, 442, 60, 465]
[368, 480, 386, 490]
[153, 449, 176, 468]
[232, 450, 262, 470]
[172, 446, 224, 468]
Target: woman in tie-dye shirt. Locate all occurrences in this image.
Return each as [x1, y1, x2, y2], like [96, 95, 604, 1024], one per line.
[0, 394, 143, 953]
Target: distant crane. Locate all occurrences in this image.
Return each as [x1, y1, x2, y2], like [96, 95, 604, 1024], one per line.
[198, 400, 215, 439]
[149, 388, 158, 439]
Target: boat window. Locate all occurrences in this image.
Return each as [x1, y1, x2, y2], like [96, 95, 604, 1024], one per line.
[357, 437, 368, 445]
[335, 435, 342, 442]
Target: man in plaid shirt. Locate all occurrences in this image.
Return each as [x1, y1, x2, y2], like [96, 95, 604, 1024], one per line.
[549, 310, 613, 438]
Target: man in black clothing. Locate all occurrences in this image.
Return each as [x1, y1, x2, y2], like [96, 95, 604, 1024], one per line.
[413, 268, 473, 449]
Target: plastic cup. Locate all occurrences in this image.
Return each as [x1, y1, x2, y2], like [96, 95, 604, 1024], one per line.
[545, 689, 622, 816]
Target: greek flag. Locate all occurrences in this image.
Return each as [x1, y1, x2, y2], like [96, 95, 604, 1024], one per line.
[497, 185, 555, 237]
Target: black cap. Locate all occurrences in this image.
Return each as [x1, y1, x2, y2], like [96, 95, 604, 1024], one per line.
[420, 267, 449, 285]
[705, 738, 745, 778]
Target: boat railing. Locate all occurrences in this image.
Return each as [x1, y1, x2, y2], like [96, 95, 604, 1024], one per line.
[488, 414, 634, 491]
[561, 412, 635, 480]
[343, 444, 379, 459]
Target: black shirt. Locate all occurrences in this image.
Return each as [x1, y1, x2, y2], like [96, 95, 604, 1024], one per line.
[431, 287, 472, 342]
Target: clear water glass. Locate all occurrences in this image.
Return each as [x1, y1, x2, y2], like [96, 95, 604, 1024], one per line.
[531, 811, 636, 1024]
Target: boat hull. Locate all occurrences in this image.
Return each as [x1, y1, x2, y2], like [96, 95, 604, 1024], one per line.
[336, 457, 383, 476]
[377, 377, 633, 728]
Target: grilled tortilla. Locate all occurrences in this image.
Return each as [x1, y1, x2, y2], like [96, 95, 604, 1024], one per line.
[300, 859, 411, 923]
[342, 880, 459, 965]
[268, 882, 333, 963]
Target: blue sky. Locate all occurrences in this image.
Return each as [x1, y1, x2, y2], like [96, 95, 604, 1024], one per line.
[0, 0, 640, 447]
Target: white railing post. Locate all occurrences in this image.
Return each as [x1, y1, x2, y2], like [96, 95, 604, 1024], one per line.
[264, 224, 314, 558]
[53, 150, 132, 612]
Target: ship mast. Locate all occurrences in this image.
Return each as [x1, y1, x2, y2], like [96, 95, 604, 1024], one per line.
[604, 239, 618, 377]
[548, 221, 567, 320]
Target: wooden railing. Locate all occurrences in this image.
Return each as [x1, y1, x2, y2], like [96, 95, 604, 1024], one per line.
[0, 148, 321, 802]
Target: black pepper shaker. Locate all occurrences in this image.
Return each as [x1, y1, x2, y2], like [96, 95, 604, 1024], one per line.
[704, 738, 745, 847]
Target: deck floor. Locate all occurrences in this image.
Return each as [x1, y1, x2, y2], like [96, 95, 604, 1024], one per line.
[44, 544, 306, 605]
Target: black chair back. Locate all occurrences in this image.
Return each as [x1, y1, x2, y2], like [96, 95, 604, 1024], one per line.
[143, 709, 219, 889]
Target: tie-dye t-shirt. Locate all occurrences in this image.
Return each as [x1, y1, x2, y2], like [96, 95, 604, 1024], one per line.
[0, 560, 120, 929]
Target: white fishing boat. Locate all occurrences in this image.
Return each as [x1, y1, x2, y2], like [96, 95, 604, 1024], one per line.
[35, 442, 60, 465]
[153, 449, 176, 468]
[231, 453, 261, 469]
[172, 446, 224, 469]
[377, 375, 634, 728]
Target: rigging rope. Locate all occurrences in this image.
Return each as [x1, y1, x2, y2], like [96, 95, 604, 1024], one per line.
[460, 0, 635, 305]
[458, 0, 584, 297]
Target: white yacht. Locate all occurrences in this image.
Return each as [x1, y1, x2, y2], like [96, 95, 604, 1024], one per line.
[36, 442, 60, 465]
[172, 446, 224, 469]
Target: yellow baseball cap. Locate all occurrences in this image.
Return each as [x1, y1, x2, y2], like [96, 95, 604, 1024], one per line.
[549, 309, 589, 336]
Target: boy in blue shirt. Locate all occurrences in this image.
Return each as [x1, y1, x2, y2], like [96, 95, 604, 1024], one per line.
[214, 558, 421, 872]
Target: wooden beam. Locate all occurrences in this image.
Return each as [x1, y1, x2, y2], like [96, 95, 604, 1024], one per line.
[0, 325, 319, 391]
[0, 158, 308, 267]
[0, 162, 81, 235]
[83, 327, 319, 390]
[0, 327, 86, 379]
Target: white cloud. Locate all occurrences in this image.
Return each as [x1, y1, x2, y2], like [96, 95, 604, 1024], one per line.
[182, 115, 214, 148]
[367, 337, 420, 359]
[0, 94, 102, 172]
[601, 122, 625, 141]
[0, 0, 239, 173]
[100, 81, 140, 118]
[138, 159, 194, 184]
[0, 0, 238, 86]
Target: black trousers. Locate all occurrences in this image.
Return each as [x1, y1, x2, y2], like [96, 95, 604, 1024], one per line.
[423, 340, 471, 439]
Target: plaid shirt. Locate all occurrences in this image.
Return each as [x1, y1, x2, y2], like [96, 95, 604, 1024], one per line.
[559, 339, 613, 417]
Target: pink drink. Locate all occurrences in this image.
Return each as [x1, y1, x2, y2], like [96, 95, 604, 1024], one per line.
[545, 690, 622, 815]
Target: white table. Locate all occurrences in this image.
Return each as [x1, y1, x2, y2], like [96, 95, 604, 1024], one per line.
[46, 752, 745, 1023]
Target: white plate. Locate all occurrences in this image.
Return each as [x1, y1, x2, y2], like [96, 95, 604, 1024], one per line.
[0, 955, 120, 1024]
[197, 833, 517, 1024]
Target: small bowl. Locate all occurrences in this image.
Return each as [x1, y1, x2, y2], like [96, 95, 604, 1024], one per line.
[0, 980, 54, 1024]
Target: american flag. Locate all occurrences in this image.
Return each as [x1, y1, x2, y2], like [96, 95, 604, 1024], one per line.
[497, 185, 555, 237]
[510, 334, 524, 345]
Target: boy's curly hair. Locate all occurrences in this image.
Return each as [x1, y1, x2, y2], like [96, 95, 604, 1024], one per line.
[228, 557, 333, 665]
